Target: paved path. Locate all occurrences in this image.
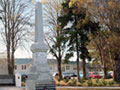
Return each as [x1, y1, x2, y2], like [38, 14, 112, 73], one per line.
[57, 86, 120, 89]
[0, 87, 25, 90]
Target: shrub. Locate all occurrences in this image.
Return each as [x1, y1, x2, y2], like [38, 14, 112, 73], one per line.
[82, 82, 88, 87]
[59, 80, 68, 86]
[108, 81, 115, 86]
[97, 83, 104, 86]
[63, 79, 69, 83]
[54, 78, 119, 87]
[80, 78, 85, 83]
[76, 82, 82, 86]
[21, 82, 25, 86]
[67, 79, 77, 86]
[102, 79, 107, 86]
[54, 78, 60, 86]
[87, 79, 93, 86]
[95, 79, 99, 84]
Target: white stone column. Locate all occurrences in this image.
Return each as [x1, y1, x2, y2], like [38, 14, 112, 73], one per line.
[26, 2, 53, 90]
[35, 2, 44, 44]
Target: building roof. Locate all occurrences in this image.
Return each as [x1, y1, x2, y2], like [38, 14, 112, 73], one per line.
[15, 58, 77, 65]
[15, 58, 102, 69]
[47, 59, 76, 65]
[15, 58, 32, 65]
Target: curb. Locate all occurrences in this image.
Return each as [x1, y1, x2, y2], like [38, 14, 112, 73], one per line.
[57, 86, 120, 89]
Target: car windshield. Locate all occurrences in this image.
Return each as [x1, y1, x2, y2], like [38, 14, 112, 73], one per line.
[93, 73, 98, 75]
[63, 73, 73, 76]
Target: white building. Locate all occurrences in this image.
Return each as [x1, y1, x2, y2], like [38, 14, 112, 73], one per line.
[14, 58, 32, 75]
[14, 58, 77, 75]
[14, 58, 102, 75]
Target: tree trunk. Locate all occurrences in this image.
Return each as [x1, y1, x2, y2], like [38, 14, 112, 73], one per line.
[103, 60, 107, 79]
[11, 25, 15, 75]
[114, 54, 120, 83]
[7, 47, 12, 75]
[11, 49, 15, 75]
[57, 58, 62, 80]
[76, 54, 80, 82]
[83, 59, 86, 79]
[76, 36, 80, 82]
[103, 66, 107, 79]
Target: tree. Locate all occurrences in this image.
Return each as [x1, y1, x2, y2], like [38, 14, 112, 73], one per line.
[0, 0, 32, 74]
[58, 0, 99, 81]
[44, 0, 68, 80]
[90, 0, 120, 82]
[88, 31, 114, 79]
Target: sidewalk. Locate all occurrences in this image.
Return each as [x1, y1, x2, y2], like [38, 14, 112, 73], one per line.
[57, 86, 120, 89]
[0, 87, 25, 90]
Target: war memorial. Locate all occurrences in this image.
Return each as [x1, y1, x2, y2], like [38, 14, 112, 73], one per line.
[26, 2, 55, 90]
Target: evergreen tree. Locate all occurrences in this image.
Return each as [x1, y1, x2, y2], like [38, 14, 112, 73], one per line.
[58, 0, 99, 81]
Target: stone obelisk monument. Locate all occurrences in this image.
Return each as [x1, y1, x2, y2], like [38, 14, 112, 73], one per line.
[26, 2, 53, 90]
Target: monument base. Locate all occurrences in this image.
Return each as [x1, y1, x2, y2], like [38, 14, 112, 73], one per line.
[36, 81, 56, 90]
[26, 78, 56, 90]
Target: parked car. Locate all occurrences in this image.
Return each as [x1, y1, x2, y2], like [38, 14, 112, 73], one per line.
[107, 72, 113, 79]
[62, 73, 76, 79]
[99, 72, 113, 79]
[90, 72, 102, 79]
[71, 73, 77, 79]
[79, 73, 90, 78]
[53, 72, 59, 77]
[98, 72, 104, 78]
[111, 73, 114, 78]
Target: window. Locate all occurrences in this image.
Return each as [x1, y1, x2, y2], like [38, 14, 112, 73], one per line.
[22, 65, 26, 70]
[62, 66, 65, 72]
[14, 65, 17, 70]
[66, 65, 70, 70]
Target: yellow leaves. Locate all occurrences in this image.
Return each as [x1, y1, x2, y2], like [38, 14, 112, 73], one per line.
[69, 0, 93, 8]
[84, 12, 89, 22]
[76, 20, 82, 29]
[76, 13, 89, 29]
[108, 1, 115, 7]
[69, 2, 73, 7]
[69, 0, 93, 16]
[107, 32, 120, 48]
[98, 6, 104, 11]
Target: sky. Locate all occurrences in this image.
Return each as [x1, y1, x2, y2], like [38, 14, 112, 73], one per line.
[0, 0, 76, 60]
[0, 0, 50, 59]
